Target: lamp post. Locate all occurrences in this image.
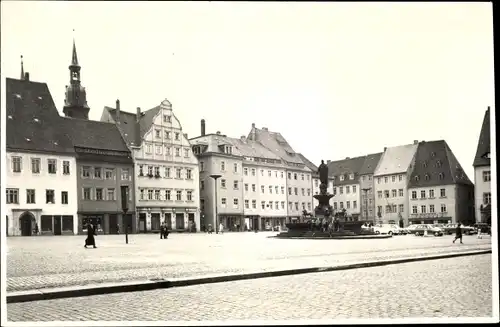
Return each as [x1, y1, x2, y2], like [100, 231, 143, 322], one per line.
[120, 185, 129, 244]
[362, 187, 371, 222]
[210, 174, 222, 234]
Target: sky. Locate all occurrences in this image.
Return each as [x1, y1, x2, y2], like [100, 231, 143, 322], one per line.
[1, 1, 494, 180]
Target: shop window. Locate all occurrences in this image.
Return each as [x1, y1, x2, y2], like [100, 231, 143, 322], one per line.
[62, 215, 73, 232]
[41, 215, 53, 232]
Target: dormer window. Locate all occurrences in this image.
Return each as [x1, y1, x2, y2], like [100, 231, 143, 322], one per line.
[425, 174, 430, 180]
[163, 115, 171, 123]
[423, 161, 427, 168]
[155, 129, 161, 138]
[439, 173, 444, 180]
[349, 174, 354, 180]
[175, 133, 180, 140]
[340, 175, 345, 181]
[436, 160, 442, 167]
[414, 175, 420, 181]
[431, 152, 436, 157]
[165, 131, 171, 139]
[223, 146, 232, 154]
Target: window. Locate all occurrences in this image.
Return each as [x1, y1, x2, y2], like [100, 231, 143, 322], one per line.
[234, 181, 239, 190]
[62, 161, 70, 175]
[384, 190, 389, 198]
[429, 189, 435, 198]
[429, 204, 435, 213]
[187, 191, 193, 201]
[346, 186, 350, 194]
[334, 202, 337, 210]
[146, 144, 153, 153]
[31, 158, 40, 173]
[438, 173, 444, 180]
[314, 180, 318, 187]
[48, 159, 57, 174]
[420, 190, 426, 199]
[262, 185, 266, 193]
[245, 200, 249, 209]
[275, 186, 279, 194]
[251, 169, 256, 176]
[83, 188, 92, 200]
[221, 161, 225, 171]
[252, 184, 256, 192]
[154, 190, 160, 200]
[46, 189, 55, 204]
[294, 187, 298, 195]
[347, 201, 351, 209]
[95, 188, 103, 201]
[288, 172, 291, 179]
[165, 146, 171, 155]
[384, 177, 388, 183]
[26, 189, 36, 204]
[234, 163, 238, 173]
[398, 189, 403, 197]
[165, 167, 171, 178]
[267, 170, 271, 177]
[175, 132, 180, 140]
[234, 198, 239, 207]
[340, 202, 344, 209]
[301, 188, 305, 196]
[421, 205, 426, 213]
[307, 188, 311, 196]
[156, 145, 162, 154]
[414, 176, 419, 182]
[244, 168, 248, 176]
[139, 189, 145, 200]
[11, 156, 22, 172]
[385, 205, 391, 213]
[176, 190, 182, 201]
[295, 202, 299, 211]
[411, 191, 417, 199]
[200, 162, 204, 172]
[165, 190, 171, 201]
[186, 169, 192, 179]
[301, 173, 304, 180]
[353, 186, 357, 193]
[349, 174, 354, 180]
[340, 175, 345, 181]
[154, 166, 160, 177]
[262, 201, 266, 209]
[155, 129, 161, 138]
[175, 148, 180, 157]
[165, 131, 171, 139]
[412, 206, 418, 214]
[392, 204, 397, 213]
[377, 191, 382, 199]
[107, 188, 116, 201]
[201, 181, 205, 190]
[306, 174, 309, 180]
[424, 174, 430, 181]
[176, 168, 182, 179]
[94, 167, 102, 179]
[392, 189, 397, 197]
[221, 198, 227, 207]
[163, 115, 171, 123]
[294, 173, 298, 180]
[121, 168, 130, 180]
[339, 187, 343, 194]
[440, 188, 446, 197]
[377, 206, 382, 214]
[221, 179, 226, 188]
[377, 177, 381, 184]
[41, 215, 52, 232]
[483, 192, 491, 205]
[288, 187, 291, 195]
[436, 159, 442, 167]
[392, 176, 396, 182]
[440, 204, 447, 213]
[398, 204, 404, 213]
[252, 200, 257, 209]
[184, 148, 190, 158]
[147, 190, 153, 200]
[483, 171, 491, 182]
[399, 174, 403, 181]
[269, 186, 273, 194]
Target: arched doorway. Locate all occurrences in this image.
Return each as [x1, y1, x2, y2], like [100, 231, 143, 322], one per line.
[19, 212, 35, 236]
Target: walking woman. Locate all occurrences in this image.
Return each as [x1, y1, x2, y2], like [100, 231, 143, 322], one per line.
[84, 223, 97, 248]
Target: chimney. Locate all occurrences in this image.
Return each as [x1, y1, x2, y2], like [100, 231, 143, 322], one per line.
[384, 147, 387, 151]
[413, 140, 418, 145]
[183, 133, 188, 139]
[216, 131, 221, 135]
[250, 123, 256, 140]
[24, 72, 30, 81]
[136, 107, 141, 122]
[201, 119, 206, 136]
[240, 135, 246, 141]
[115, 99, 121, 124]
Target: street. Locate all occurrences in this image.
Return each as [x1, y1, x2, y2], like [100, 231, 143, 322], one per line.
[7, 254, 493, 321]
[7, 232, 492, 292]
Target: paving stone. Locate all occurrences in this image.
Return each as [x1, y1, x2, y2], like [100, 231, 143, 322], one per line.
[7, 254, 493, 321]
[7, 233, 492, 292]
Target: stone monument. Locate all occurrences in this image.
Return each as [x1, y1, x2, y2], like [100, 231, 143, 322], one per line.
[314, 160, 334, 221]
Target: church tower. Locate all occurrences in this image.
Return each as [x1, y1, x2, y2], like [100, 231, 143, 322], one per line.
[62, 38, 90, 119]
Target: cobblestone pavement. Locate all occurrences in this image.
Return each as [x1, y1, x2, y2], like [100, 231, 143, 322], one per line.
[7, 254, 493, 322]
[7, 233, 492, 292]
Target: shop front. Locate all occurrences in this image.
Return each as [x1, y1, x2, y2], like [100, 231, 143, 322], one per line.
[79, 212, 135, 235]
[261, 216, 287, 231]
[409, 213, 452, 225]
[136, 207, 199, 232]
[9, 209, 76, 236]
[219, 214, 244, 231]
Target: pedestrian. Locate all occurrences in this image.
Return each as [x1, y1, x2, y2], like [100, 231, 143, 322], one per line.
[163, 223, 169, 239]
[160, 222, 165, 239]
[84, 223, 97, 248]
[116, 224, 120, 235]
[34, 222, 39, 236]
[477, 226, 482, 239]
[219, 222, 224, 234]
[453, 222, 463, 244]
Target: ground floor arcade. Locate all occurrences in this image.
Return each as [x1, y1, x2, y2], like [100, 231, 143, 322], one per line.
[7, 209, 78, 236]
[136, 206, 199, 233]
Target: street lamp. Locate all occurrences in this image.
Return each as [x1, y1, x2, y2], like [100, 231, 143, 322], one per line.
[120, 185, 129, 244]
[362, 188, 371, 222]
[210, 174, 222, 234]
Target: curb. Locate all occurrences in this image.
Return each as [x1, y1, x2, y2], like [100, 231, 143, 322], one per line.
[7, 249, 491, 304]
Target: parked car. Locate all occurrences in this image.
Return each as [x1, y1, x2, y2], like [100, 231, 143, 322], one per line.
[474, 223, 491, 235]
[442, 224, 476, 235]
[373, 224, 398, 235]
[410, 224, 443, 237]
[388, 224, 406, 235]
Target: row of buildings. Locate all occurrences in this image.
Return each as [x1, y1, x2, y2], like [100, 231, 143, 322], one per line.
[5, 40, 492, 236]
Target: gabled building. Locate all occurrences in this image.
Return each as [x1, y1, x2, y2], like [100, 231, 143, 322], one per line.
[327, 156, 367, 220]
[101, 99, 200, 233]
[247, 125, 314, 221]
[5, 73, 78, 236]
[373, 142, 418, 225]
[358, 152, 383, 221]
[473, 107, 492, 224]
[407, 140, 474, 225]
[60, 39, 135, 235]
[298, 153, 319, 214]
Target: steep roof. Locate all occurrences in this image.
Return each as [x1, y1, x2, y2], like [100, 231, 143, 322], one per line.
[374, 144, 418, 176]
[408, 140, 472, 188]
[102, 106, 160, 146]
[298, 153, 318, 172]
[248, 126, 305, 165]
[230, 137, 282, 160]
[327, 156, 367, 186]
[60, 117, 130, 152]
[359, 152, 383, 175]
[5, 77, 75, 155]
[473, 108, 491, 167]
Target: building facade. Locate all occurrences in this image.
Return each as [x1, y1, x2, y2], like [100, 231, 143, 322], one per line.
[60, 40, 136, 235]
[6, 76, 78, 236]
[358, 153, 383, 221]
[473, 107, 492, 224]
[101, 99, 200, 232]
[407, 140, 474, 225]
[373, 143, 418, 226]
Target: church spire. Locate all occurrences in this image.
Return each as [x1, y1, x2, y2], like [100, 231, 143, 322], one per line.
[20, 55, 24, 80]
[71, 38, 79, 66]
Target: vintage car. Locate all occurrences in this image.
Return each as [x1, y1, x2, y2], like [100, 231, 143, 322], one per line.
[409, 224, 443, 237]
[373, 224, 399, 235]
[442, 224, 476, 235]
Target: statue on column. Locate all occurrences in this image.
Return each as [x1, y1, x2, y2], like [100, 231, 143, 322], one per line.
[318, 160, 329, 194]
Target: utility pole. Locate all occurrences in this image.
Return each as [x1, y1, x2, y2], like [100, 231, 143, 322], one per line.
[210, 174, 221, 234]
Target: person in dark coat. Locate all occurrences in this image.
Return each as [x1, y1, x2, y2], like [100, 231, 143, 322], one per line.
[160, 223, 165, 239]
[453, 222, 463, 244]
[163, 223, 170, 239]
[85, 223, 97, 248]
